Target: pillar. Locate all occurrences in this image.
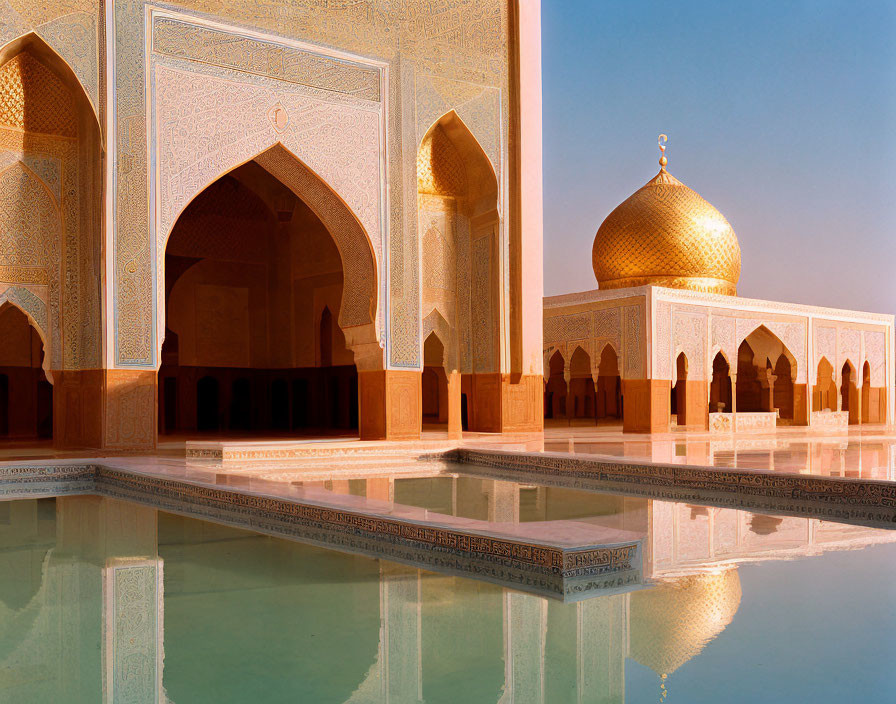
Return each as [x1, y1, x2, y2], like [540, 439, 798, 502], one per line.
[592, 372, 601, 423]
[466, 372, 544, 433]
[54, 369, 156, 452]
[622, 379, 670, 433]
[563, 370, 573, 420]
[447, 370, 462, 439]
[792, 382, 809, 425]
[680, 379, 709, 430]
[358, 370, 421, 440]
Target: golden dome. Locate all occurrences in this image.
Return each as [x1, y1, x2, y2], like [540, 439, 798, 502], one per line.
[629, 569, 742, 676]
[592, 140, 741, 295]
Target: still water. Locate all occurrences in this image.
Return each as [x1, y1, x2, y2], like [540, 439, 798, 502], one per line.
[1, 494, 894, 703]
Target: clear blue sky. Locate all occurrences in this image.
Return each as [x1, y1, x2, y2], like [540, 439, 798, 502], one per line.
[542, 0, 896, 315]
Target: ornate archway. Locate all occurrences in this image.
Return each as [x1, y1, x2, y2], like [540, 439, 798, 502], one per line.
[0, 33, 103, 448]
[159, 154, 365, 438]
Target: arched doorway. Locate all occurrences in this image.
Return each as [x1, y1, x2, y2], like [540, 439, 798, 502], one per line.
[159, 158, 361, 438]
[814, 358, 836, 412]
[418, 111, 500, 432]
[568, 347, 594, 419]
[710, 352, 732, 413]
[736, 326, 798, 425]
[841, 362, 858, 424]
[0, 35, 102, 449]
[545, 351, 567, 420]
[596, 344, 622, 422]
[0, 304, 52, 441]
[672, 353, 688, 426]
[422, 332, 448, 426]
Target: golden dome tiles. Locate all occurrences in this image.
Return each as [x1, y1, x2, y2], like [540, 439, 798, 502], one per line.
[592, 149, 741, 296]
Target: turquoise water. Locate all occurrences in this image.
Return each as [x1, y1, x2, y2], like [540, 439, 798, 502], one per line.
[1, 494, 894, 703]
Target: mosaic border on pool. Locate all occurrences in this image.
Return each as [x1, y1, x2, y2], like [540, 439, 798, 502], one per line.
[447, 449, 896, 528]
[0, 462, 640, 600]
[0, 464, 96, 498]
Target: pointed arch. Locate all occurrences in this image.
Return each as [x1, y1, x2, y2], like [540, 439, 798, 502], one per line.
[159, 142, 379, 367]
[737, 324, 798, 380]
[545, 349, 567, 419]
[422, 308, 455, 372]
[814, 356, 836, 412]
[596, 343, 622, 421]
[569, 346, 591, 377]
[417, 110, 498, 201]
[0, 32, 101, 141]
[710, 350, 733, 414]
[0, 289, 50, 375]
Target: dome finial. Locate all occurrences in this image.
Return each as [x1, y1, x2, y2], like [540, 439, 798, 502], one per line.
[658, 133, 668, 168]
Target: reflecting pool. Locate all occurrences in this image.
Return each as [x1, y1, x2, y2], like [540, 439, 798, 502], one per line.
[1, 495, 894, 703]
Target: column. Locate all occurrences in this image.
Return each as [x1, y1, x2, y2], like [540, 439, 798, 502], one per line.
[358, 370, 422, 440]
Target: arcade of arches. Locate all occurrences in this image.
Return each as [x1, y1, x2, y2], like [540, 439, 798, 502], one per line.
[543, 345, 622, 424]
[546, 322, 889, 431]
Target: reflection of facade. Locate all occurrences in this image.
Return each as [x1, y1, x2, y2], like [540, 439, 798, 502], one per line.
[2, 494, 894, 702]
[0, 1, 545, 452]
[0, 497, 162, 703]
[544, 144, 895, 433]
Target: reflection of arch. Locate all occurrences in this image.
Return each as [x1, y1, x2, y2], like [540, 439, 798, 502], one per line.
[161, 143, 379, 366]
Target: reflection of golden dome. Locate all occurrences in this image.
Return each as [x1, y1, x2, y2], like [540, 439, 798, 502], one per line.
[592, 146, 741, 296]
[629, 569, 742, 675]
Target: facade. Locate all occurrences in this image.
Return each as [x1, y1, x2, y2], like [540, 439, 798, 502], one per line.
[544, 145, 895, 433]
[0, 0, 545, 451]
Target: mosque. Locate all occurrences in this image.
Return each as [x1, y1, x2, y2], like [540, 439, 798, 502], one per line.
[544, 136, 895, 433]
[0, 0, 544, 452]
[0, 0, 890, 455]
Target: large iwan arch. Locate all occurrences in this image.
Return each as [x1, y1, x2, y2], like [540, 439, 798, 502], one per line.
[158, 144, 383, 440]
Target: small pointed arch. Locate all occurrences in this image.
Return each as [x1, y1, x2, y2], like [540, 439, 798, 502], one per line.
[423, 330, 446, 369]
[416, 110, 498, 203]
[548, 349, 566, 377]
[0, 32, 101, 142]
[0, 290, 51, 377]
[569, 345, 591, 378]
[597, 343, 621, 377]
[862, 360, 871, 386]
[816, 356, 834, 384]
[422, 308, 455, 371]
[710, 345, 732, 371]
